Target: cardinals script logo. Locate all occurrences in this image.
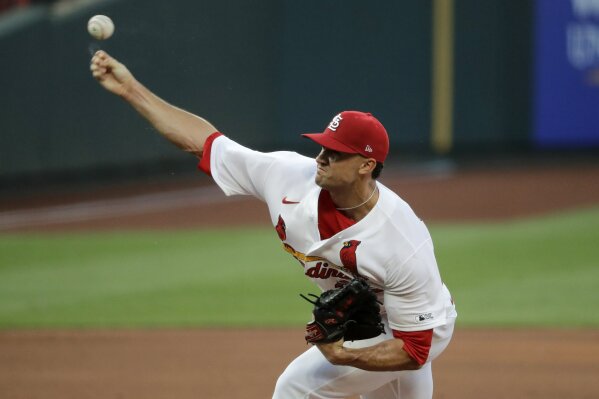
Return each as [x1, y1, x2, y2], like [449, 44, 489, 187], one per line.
[339, 240, 361, 275]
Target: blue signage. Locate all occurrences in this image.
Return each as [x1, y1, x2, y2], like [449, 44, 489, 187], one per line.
[534, 0, 599, 147]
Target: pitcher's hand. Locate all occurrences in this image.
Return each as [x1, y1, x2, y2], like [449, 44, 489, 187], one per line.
[90, 50, 134, 97]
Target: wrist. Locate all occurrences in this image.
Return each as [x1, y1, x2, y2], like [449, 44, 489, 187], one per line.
[120, 77, 139, 101]
[317, 341, 355, 366]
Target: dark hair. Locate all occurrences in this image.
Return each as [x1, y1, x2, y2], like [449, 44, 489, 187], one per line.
[372, 162, 384, 179]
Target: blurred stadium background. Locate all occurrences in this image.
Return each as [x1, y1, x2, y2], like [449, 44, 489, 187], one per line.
[2, 0, 594, 186]
[0, 1, 598, 398]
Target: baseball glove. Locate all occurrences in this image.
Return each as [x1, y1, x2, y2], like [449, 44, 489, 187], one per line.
[301, 277, 384, 344]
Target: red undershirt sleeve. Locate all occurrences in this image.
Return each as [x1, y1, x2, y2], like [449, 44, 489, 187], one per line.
[197, 132, 224, 176]
[392, 329, 433, 366]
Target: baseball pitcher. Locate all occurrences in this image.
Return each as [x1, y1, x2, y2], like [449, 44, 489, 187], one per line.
[91, 50, 457, 399]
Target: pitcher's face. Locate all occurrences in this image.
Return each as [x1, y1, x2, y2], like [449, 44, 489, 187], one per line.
[314, 147, 368, 189]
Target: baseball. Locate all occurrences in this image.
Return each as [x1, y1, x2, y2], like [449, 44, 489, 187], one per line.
[87, 15, 114, 40]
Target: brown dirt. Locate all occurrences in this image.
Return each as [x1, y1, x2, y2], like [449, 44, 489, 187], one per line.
[1, 161, 598, 398]
[1, 328, 598, 399]
[1, 162, 599, 232]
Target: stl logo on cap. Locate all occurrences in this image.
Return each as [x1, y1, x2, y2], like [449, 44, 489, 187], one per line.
[327, 114, 343, 131]
[301, 110, 390, 163]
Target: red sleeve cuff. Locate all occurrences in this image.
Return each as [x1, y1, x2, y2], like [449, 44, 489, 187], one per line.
[197, 132, 224, 176]
[392, 328, 433, 366]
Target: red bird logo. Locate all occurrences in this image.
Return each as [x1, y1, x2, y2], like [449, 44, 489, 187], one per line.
[275, 215, 287, 241]
[339, 240, 361, 274]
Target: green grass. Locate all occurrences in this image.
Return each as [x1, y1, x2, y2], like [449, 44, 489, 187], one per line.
[433, 207, 599, 327]
[0, 207, 598, 329]
[0, 229, 313, 328]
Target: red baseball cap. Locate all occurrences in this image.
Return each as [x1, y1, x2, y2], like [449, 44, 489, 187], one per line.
[302, 111, 389, 163]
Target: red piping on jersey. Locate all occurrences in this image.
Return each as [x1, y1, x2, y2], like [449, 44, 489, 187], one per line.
[198, 132, 224, 176]
[392, 329, 433, 366]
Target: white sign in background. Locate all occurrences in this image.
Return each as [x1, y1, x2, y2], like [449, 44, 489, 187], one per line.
[567, 0, 599, 71]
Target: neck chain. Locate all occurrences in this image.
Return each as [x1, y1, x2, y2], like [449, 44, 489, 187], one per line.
[335, 185, 378, 211]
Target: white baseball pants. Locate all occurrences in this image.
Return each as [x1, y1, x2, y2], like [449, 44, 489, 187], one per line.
[272, 306, 456, 399]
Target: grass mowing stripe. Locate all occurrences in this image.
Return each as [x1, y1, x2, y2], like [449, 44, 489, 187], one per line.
[0, 229, 313, 327]
[432, 207, 599, 327]
[0, 207, 597, 328]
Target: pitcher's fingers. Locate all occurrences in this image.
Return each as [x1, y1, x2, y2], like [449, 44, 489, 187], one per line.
[94, 50, 117, 67]
[101, 56, 119, 69]
[91, 63, 107, 75]
[91, 55, 103, 67]
[90, 62, 106, 73]
[92, 68, 107, 78]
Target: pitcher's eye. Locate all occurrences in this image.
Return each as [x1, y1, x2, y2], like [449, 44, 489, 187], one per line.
[323, 149, 340, 161]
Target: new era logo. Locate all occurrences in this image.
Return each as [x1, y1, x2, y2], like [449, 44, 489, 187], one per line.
[365, 145, 373, 152]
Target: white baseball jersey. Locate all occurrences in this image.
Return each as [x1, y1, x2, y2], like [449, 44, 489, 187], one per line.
[205, 135, 455, 332]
